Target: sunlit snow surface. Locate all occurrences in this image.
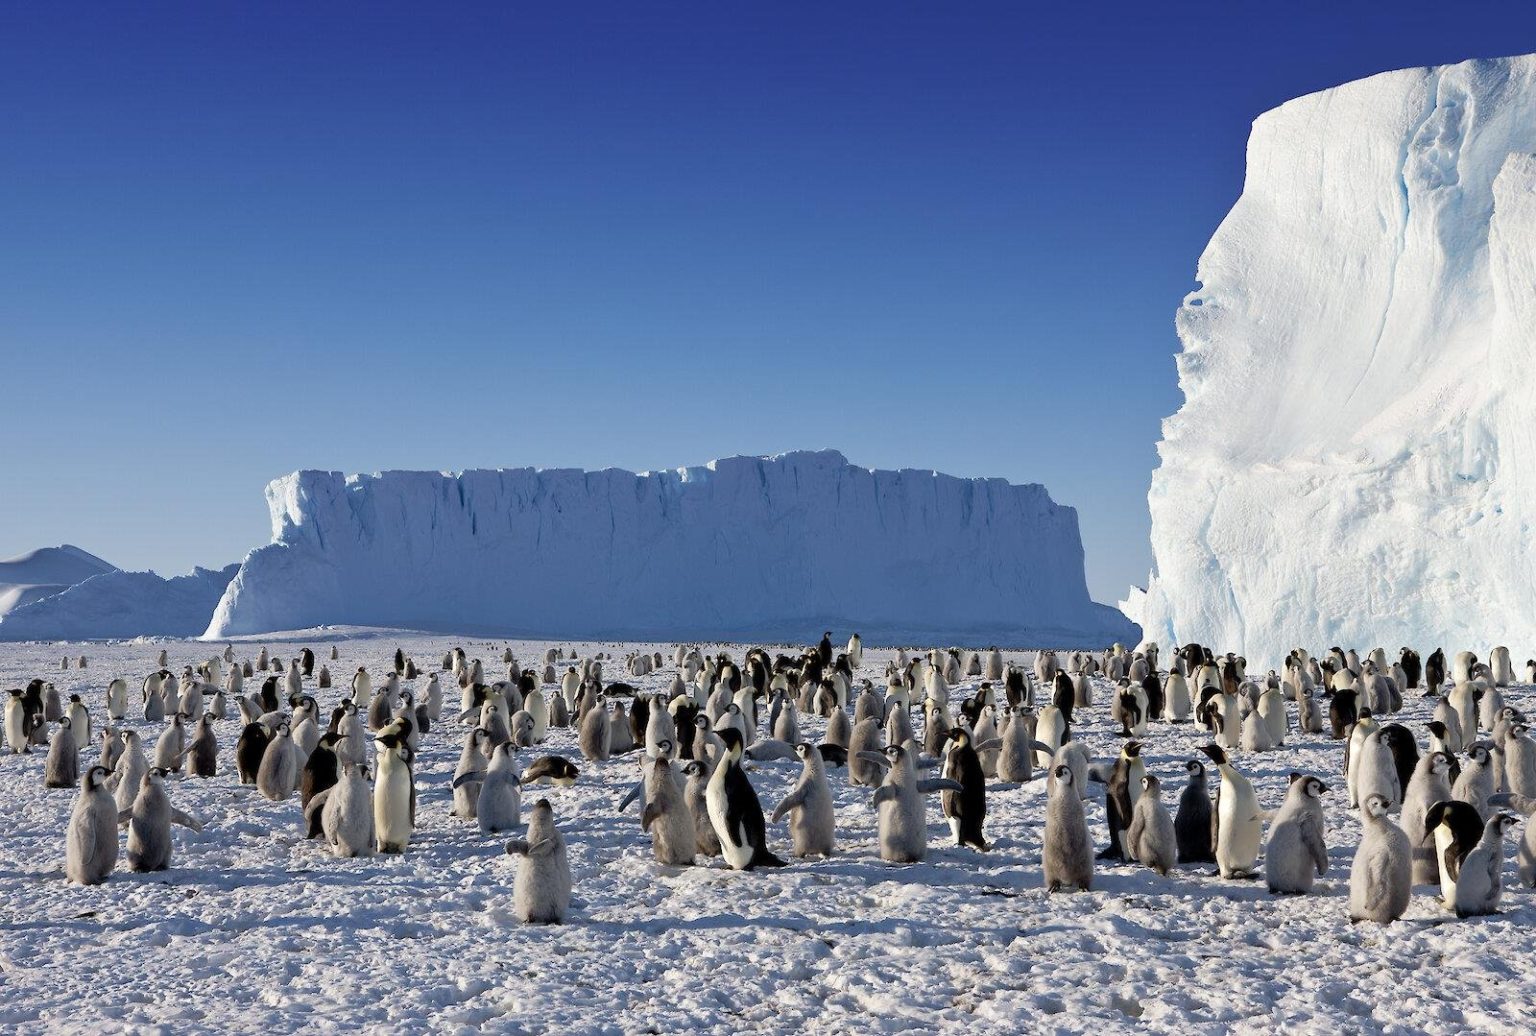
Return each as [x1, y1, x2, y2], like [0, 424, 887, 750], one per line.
[3, 631, 1535, 1034]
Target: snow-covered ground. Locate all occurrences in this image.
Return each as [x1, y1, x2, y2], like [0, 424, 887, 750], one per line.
[3, 631, 1535, 1035]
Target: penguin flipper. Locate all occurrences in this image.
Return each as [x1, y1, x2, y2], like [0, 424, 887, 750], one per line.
[871, 785, 898, 809]
[452, 770, 488, 790]
[640, 802, 662, 832]
[1086, 764, 1112, 785]
[171, 808, 203, 832]
[617, 781, 643, 812]
[771, 787, 806, 824]
[918, 778, 964, 794]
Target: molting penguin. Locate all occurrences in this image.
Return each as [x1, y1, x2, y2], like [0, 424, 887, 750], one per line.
[772, 742, 835, 858]
[706, 729, 786, 870]
[1264, 774, 1329, 894]
[66, 765, 119, 884]
[506, 799, 571, 924]
[1126, 773, 1178, 876]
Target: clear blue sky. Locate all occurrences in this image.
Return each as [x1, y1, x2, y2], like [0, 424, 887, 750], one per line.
[3, 2, 1534, 602]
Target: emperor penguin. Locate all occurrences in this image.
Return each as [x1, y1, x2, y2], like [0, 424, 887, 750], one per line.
[646, 695, 678, 759]
[100, 727, 124, 773]
[106, 678, 129, 721]
[1100, 741, 1145, 860]
[525, 688, 549, 743]
[1346, 711, 1379, 807]
[373, 734, 416, 853]
[506, 799, 571, 924]
[1448, 681, 1478, 742]
[1165, 671, 1192, 723]
[1034, 705, 1066, 770]
[1453, 651, 1478, 686]
[706, 729, 786, 870]
[152, 713, 188, 774]
[1453, 743, 1496, 816]
[861, 742, 962, 864]
[187, 714, 219, 778]
[1043, 764, 1094, 891]
[111, 731, 148, 813]
[291, 696, 322, 760]
[579, 695, 611, 762]
[322, 762, 376, 858]
[848, 717, 885, 788]
[1426, 799, 1486, 909]
[1505, 724, 1536, 798]
[1356, 728, 1403, 812]
[1126, 773, 1178, 875]
[122, 768, 203, 872]
[6, 689, 30, 754]
[336, 701, 367, 765]
[1264, 774, 1330, 894]
[66, 765, 120, 884]
[640, 752, 696, 865]
[455, 741, 522, 835]
[942, 726, 991, 851]
[453, 728, 493, 819]
[608, 702, 637, 755]
[284, 659, 303, 703]
[771, 742, 835, 858]
[1349, 793, 1411, 923]
[301, 731, 346, 812]
[1401, 752, 1454, 884]
[44, 716, 80, 788]
[256, 721, 300, 801]
[1199, 745, 1261, 879]
[1488, 792, 1536, 887]
[682, 760, 722, 857]
[996, 706, 1035, 784]
[1453, 813, 1520, 917]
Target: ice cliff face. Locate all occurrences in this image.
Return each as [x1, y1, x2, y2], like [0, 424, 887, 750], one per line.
[206, 450, 1138, 646]
[0, 565, 239, 641]
[1142, 53, 1536, 666]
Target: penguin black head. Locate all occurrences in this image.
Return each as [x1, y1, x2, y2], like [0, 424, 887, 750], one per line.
[1302, 776, 1329, 797]
[1053, 763, 1073, 785]
[1469, 743, 1492, 764]
[1197, 744, 1227, 766]
[85, 765, 113, 790]
[319, 731, 347, 748]
[1140, 773, 1160, 793]
[795, 741, 814, 759]
[1124, 741, 1142, 758]
[716, 728, 745, 756]
[1429, 751, 1451, 773]
[1184, 758, 1204, 777]
[1493, 813, 1521, 836]
[70, 693, 82, 704]
[1362, 794, 1391, 817]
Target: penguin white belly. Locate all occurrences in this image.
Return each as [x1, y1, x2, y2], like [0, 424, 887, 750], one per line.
[1434, 825, 1458, 908]
[1218, 785, 1261, 875]
[706, 785, 754, 869]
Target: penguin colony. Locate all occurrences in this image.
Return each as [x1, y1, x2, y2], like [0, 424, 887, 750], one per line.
[8, 637, 1536, 928]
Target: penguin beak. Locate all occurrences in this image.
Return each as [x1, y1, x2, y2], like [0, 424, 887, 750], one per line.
[1316, 781, 1331, 793]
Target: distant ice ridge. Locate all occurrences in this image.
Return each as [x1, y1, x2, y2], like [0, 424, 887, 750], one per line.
[0, 565, 239, 641]
[0, 545, 116, 620]
[1141, 53, 1536, 666]
[206, 450, 1139, 646]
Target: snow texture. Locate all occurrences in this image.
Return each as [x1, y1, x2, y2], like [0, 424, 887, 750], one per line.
[3, 631, 1535, 1034]
[206, 450, 1138, 647]
[1143, 53, 1536, 666]
[0, 545, 115, 620]
[0, 565, 239, 642]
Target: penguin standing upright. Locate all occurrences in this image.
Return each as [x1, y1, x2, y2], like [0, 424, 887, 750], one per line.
[373, 734, 415, 854]
[66, 766, 120, 884]
[942, 727, 991, 851]
[1126, 773, 1178, 875]
[1264, 774, 1330, 894]
[706, 730, 786, 870]
[1401, 752, 1454, 884]
[6, 689, 29, 754]
[1043, 764, 1094, 891]
[321, 762, 375, 858]
[682, 759, 721, 857]
[44, 717, 79, 788]
[640, 751, 696, 865]
[111, 731, 148, 813]
[1100, 741, 1145, 860]
[1349, 794, 1411, 924]
[461, 741, 523, 835]
[1426, 798, 1488, 909]
[122, 769, 203, 872]
[1199, 745, 1261, 878]
[256, 722, 300, 802]
[771, 742, 835, 858]
[1453, 813, 1519, 917]
[506, 799, 571, 924]
[301, 731, 345, 810]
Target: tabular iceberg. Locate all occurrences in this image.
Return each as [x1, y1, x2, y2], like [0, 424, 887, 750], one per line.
[205, 450, 1137, 646]
[1142, 53, 1536, 666]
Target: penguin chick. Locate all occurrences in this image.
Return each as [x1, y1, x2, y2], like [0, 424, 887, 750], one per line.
[506, 799, 571, 924]
[1348, 794, 1410, 924]
[1127, 773, 1177, 876]
[1265, 774, 1329, 894]
[770, 742, 835, 858]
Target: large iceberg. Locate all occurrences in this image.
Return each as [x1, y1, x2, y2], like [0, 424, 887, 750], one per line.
[1142, 53, 1536, 667]
[0, 565, 239, 642]
[206, 450, 1138, 646]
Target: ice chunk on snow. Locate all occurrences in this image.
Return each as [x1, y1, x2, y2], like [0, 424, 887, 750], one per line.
[206, 450, 1138, 646]
[1144, 54, 1536, 665]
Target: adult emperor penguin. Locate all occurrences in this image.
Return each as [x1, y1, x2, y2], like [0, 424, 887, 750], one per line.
[1043, 764, 1094, 891]
[1127, 773, 1177, 875]
[321, 762, 376, 858]
[1100, 741, 1145, 861]
[301, 731, 346, 811]
[373, 733, 416, 853]
[44, 716, 80, 788]
[122, 768, 203, 872]
[506, 799, 572, 924]
[6, 689, 29, 754]
[105, 678, 129, 721]
[1349, 793, 1411, 924]
[706, 729, 786, 870]
[640, 750, 696, 865]
[1199, 745, 1261, 879]
[861, 742, 961, 864]
[772, 742, 835, 858]
[66, 765, 120, 884]
[1454, 812, 1520, 917]
[1265, 774, 1329, 894]
[942, 727, 991, 851]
